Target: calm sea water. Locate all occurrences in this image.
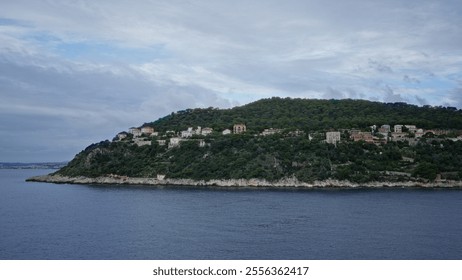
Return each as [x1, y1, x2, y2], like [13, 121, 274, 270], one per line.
[1, 169, 461, 260]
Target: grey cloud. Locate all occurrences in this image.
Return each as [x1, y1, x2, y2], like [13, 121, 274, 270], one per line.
[415, 95, 429, 106]
[383, 85, 406, 103]
[403, 75, 420, 84]
[0, 53, 231, 161]
[322, 87, 366, 100]
[323, 87, 345, 99]
[368, 59, 393, 73]
[449, 87, 462, 109]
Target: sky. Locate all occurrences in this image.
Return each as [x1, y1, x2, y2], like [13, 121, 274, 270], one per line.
[1, 0, 462, 162]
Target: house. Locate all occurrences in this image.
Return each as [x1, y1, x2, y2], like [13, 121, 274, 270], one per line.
[379, 125, 390, 133]
[157, 140, 166, 146]
[168, 137, 182, 148]
[326, 131, 341, 145]
[222, 129, 231, 135]
[134, 139, 151, 146]
[351, 132, 374, 143]
[201, 127, 213, 136]
[129, 127, 142, 137]
[261, 128, 282, 136]
[378, 125, 390, 139]
[391, 132, 407, 141]
[405, 125, 417, 133]
[181, 127, 193, 138]
[141, 126, 155, 135]
[116, 132, 128, 140]
[181, 130, 193, 138]
[233, 124, 246, 134]
[413, 128, 424, 138]
[394, 125, 403, 133]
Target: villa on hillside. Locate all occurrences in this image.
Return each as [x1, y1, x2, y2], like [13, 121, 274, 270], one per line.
[181, 127, 194, 138]
[394, 125, 403, 133]
[129, 127, 142, 137]
[261, 128, 282, 136]
[351, 131, 374, 143]
[201, 127, 213, 136]
[168, 137, 182, 148]
[180, 126, 214, 138]
[116, 132, 128, 140]
[326, 131, 341, 145]
[141, 126, 155, 135]
[233, 124, 246, 134]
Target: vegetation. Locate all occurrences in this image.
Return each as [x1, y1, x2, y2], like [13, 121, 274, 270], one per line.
[147, 97, 462, 133]
[57, 97, 462, 183]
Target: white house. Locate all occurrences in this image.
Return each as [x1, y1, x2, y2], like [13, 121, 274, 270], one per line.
[181, 130, 193, 138]
[168, 137, 182, 148]
[201, 127, 213, 136]
[405, 125, 417, 132]
[326, 131, 341, 145]
[261, 128, 282, 136]
[129, 127, 142, 137]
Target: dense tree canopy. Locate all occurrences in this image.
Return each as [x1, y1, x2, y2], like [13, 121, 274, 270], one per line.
[147, 97, 462, 133]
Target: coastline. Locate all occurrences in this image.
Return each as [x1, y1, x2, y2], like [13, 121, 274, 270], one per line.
[26, 174, 462, 189]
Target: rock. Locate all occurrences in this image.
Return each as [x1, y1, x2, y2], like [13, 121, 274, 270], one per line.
[26, 174, 462, 189]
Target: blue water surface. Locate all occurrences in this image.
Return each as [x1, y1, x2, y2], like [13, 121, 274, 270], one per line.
[1, 169, 461, 260]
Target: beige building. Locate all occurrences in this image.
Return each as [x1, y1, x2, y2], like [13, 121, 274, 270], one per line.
[351, 132, 374, 143]
[233, 124, 246, 134]
[141, 126, 155, 135]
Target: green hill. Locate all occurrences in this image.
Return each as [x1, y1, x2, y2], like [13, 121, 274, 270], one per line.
[147, 97, 462, 132]
[56, 97, 462, 183]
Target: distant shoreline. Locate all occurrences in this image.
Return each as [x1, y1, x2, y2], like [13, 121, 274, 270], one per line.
[0, 162, 68, 170]
[26, 174, 462, 189]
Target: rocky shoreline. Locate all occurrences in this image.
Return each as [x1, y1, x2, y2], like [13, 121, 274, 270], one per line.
[26, 174, 462, 189]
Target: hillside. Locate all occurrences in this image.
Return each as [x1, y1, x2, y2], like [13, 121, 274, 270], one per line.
[147, 97, 462, 133]
[54, 97, 462, 184]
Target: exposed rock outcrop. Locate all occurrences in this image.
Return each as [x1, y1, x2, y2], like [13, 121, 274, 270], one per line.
[26, 174, 462, 189]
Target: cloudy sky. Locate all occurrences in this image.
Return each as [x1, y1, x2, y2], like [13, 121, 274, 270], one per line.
[1, 0, 462, 162]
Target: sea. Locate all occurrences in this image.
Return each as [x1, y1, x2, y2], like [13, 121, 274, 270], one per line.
[1, 169, 461, 260]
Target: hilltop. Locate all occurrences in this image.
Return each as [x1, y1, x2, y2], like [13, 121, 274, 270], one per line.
[30, 97, 462, 187]
[146, 97, 462, 132]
